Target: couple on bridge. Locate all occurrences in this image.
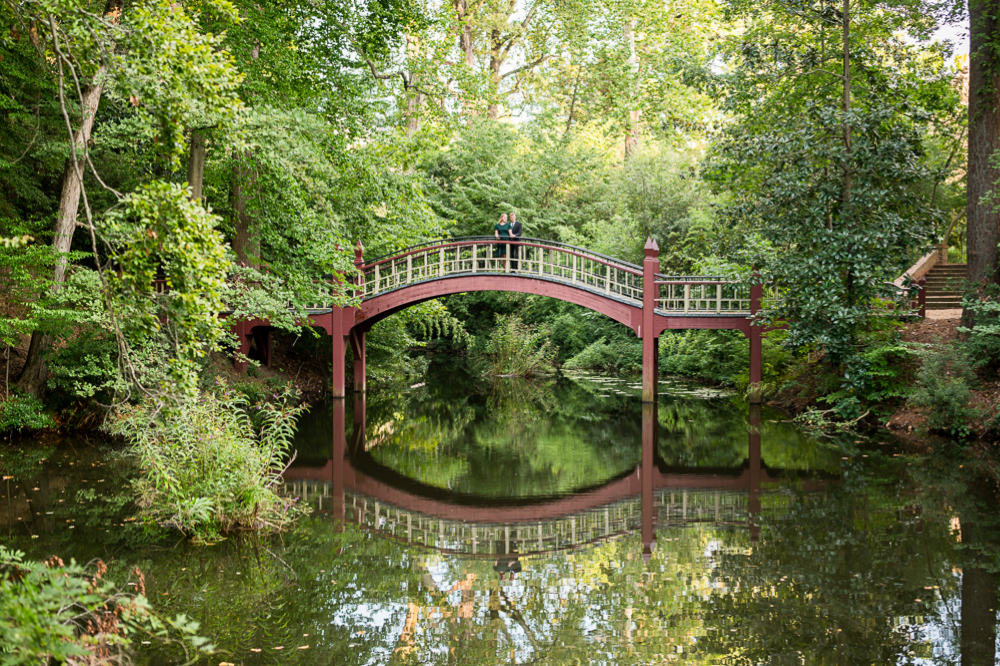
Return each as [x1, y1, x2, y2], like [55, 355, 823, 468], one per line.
[493, 212, 523, 268]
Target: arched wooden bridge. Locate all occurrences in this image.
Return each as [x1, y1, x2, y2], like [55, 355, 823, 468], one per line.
[233, 236, 765, 402]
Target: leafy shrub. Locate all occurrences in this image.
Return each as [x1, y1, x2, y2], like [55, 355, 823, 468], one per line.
[0, 392, 56, 432]
[104, 386, 309, 541]
[231, 377, 292, 406]
[563, 337, 642, 374]
[960, 282, 1000, 370]
[910, 343, 977, 438]
[659, 329, 791, 390]
[817, 337, 919, 419]
[480, 314, 557, 377]
[0, 546, 210, 663]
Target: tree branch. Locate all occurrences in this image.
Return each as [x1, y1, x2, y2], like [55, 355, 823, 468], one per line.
[501, 54, 550, 80]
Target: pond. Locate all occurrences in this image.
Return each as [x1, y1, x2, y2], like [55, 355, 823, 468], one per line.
[2, 358, 998, 665]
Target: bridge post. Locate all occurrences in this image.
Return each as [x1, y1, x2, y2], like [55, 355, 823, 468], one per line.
[641, 237, 660, 403]
[352, 241, 366, 393]
[641, 401, 657, 565]
[233, 319, 251, 373]
[749, 278, 762, 404]
[332, 397, 346, 527]
[748, 403, 761, 544]
[350, 330, 366, 393]
[331, 308, 346, 398]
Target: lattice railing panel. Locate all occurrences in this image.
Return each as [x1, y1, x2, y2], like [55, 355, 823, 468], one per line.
[280, 479, 758, 556]
[361, 238, 644, 305]
[655, 280, 752, 315]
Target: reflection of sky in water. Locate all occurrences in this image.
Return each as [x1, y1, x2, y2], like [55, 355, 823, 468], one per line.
[3, 361, 998, 664]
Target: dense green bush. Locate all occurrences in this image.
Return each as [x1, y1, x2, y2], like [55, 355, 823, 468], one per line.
[960, 283, 1000, 371]
[0, 546, 209, 663]
[0, 392, 56, 432]
[658, 329, 791, 391]
[480, 314, 557, 377]
[104, 386, 309, 541]
[910, 343, 978, 438]
[564, 337, 642, 374]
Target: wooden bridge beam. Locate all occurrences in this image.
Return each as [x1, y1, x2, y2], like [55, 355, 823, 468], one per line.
[641, 237, 660, 403]
[749, 280, 763, 404]
[350, 329, 366, 393]
[641, 401, 657, 564]
[331, 307, 346, 398]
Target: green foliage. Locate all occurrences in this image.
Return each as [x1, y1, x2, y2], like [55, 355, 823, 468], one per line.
[910, 342, 977, 438]
[0, 546, 211, 664]
[959, 282, 1000, 370]
[423, 122, 717, 270]
[480, 314, 557, 378]
[0, 392, 56, 432]
[706, 0, 960, 373]
[816, 334, 919, 420]
[102, 181, 229, 396]
[658, 329, 791, 392]
[104, 385, 309, 541]
[564, 337, 642, 374]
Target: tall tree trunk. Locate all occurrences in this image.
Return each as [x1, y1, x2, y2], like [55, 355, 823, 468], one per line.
[487, 30, 503, 119]
[232, 154, 259, 264]
[405, 90, 425, 137]
[187, 130, 206, 201]
[564, 66, 582, 136]
[624, 18, 639, 159]
[841, 0, 854, 309]
[960, 521, 999, 666]
[456, 0, 474, 67]
[966, 0, 1000, 291]
[404, 35, 424, 137]
[15, 0, 123, 397]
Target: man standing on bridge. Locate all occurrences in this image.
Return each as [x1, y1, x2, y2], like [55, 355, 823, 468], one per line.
[509, 211, 523, 270]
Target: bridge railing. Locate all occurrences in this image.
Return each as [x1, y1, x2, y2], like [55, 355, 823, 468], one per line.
[282, 479, 755, 557]
[654, 276, 752, 315]
[360, 237, 645, 304]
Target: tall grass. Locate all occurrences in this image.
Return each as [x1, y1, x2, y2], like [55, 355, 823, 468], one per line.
[482, 314, 557, 377]
[105, 386, 309, 542]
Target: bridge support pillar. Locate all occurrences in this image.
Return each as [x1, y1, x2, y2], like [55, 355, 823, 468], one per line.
[748, 280, 762, 404]
[332, 307, 346, 399]
[641, 401, 657, 565]
[252, 326, 272, 368]
[332, 397, 346, 526]
[641, 237, 660, 403]
[748, 403, 761, 544]
[350, 329, 366, 393]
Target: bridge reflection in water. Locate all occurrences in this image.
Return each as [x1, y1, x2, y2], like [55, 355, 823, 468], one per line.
[281, 398, 832, 560]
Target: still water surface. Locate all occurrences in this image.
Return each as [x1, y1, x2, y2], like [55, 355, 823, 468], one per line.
[2, 360, 999, 664]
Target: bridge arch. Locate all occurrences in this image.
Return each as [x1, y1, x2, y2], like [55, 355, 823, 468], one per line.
[352, 274, 641, 334]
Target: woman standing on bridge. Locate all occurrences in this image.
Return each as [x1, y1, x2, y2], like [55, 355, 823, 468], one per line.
[493, 213, 512, 261]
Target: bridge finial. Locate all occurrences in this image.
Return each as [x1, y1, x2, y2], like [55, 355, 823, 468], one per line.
[644, 236, 659, 257]
[354, 240, 364, 267]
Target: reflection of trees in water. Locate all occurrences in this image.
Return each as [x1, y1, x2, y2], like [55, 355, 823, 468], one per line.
[362, 370, 643, 498]
[698, 460, 969, 665]
[380, 528, 718, 665]
[909, 457, 1000, 666]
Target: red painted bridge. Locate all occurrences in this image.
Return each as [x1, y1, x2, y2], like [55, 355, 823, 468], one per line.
[233, 236, 765, 402]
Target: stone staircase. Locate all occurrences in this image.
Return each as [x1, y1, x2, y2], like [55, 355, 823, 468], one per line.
[922, 263, 965, 310]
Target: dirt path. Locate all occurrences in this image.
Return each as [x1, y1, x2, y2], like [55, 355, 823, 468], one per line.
[900, 309, 962, 345]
